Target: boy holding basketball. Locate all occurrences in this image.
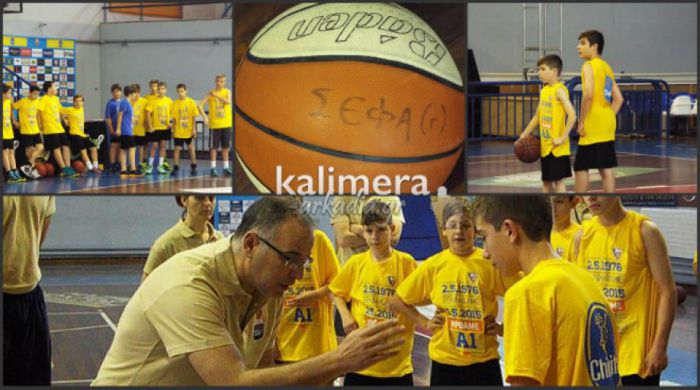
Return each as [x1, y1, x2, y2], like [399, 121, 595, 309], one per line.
[329, 200, 417, 385]
[575, 30, 624, 193]
[61, 95, 99, 173]
[519, 54, 576, 193]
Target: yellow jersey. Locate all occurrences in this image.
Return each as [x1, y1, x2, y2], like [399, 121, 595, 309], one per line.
[504, 259, 620, 386]
[276, 230, 340, 362]
[396, 248, 505, 366]
[550, 222, 581, 258]
[580, 57, 616, 145]
[60, 106, 85, 137]
[132, 97, 149, 137]
[37, 95, 65, 135]
[3, 99, 13, 140]
[572, 210, 658, 377]
[12, 97, 40, 135]
[329, 249, 417, 378]
[206, 88, 232, 129]
[539, 82, 570, 157]
[172, 97, 199, 139]
[150, 96, 173, 131]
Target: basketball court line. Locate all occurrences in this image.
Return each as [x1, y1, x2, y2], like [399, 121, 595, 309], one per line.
[99, 309, 118, 332]
[468, 152, 697, 162]
[50, 324, 111, 334]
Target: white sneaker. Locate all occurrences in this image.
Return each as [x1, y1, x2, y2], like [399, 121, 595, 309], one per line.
[30, 167, 42, 180]
[19, 165, 33, 177]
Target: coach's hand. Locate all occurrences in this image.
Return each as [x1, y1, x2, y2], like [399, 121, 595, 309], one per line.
[334, 319, 404, 373]
[645, 346, 668, 377]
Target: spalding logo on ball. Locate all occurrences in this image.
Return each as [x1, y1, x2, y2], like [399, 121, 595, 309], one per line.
[236, 3, 465, 194]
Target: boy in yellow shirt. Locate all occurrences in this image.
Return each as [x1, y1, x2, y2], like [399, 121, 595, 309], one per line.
[145, 81, 173, 175]
[129, 84, 150, 171]
[39, 81, 79, 178]
[171, 84, 204, 175]
[473, 195, 621, 386]
[574, 30, 624, 192]
[569, 196, 676, 386]
[329, 200, 417, 385]
[12, 86, 44, 180]
[3, 84, 25, 183]
[199, 74, 232, 177]
[390, 198, 512, 385]
[550, 195, 580, 257]
[519, 54, 576, 193]
[276, 229, 340, 366]
[61, 95, 99, 173]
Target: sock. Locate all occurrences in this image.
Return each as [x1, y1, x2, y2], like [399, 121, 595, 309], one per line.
[86, 161, 94, 170]
[148, 157, 154, 166]
[93, 161, 99, 169]
[211, 160, 216, 168]
[223, 160, 229, 169]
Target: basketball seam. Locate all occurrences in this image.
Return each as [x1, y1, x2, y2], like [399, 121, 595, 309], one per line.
[245, 53, 463, 92]
[235, 105, 464, 164]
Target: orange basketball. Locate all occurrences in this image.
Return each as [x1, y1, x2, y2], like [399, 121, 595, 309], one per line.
[35, 163, 47, 177]
[43, 162, 55, 177]
[71, 160, 87, 174]
[514, 135, 541, 163]
[236, 3, 464, 194]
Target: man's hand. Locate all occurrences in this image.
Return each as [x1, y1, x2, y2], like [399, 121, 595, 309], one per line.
[644, 345, 669, 377]
[334, 319, 405, 373]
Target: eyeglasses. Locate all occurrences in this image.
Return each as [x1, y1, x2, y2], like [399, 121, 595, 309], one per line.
[257, 235, 313, 272]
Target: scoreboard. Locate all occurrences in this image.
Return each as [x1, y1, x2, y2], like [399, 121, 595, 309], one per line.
[2, 35, 77, 105]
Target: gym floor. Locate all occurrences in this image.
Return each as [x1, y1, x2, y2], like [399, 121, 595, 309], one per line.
[41, 261, 697, 386]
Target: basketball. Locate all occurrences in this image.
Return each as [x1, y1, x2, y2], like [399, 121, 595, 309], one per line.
[43, 162, 56, 177]
[35, 163, 47, 177]
[236, 3, 464, 193]
[676, 285, 687, 305]
[71, 160, 87, 174]
[514, 135, 541, 163]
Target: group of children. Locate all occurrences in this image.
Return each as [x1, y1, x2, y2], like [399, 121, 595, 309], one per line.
[521, 29, 624, 193]
[2, 74, 232, 183]
[103, 74, 232, 178]
[273, 195, 674, 386]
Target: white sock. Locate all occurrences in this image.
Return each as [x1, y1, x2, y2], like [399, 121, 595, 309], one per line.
[148, 157, 154, 166]
[223, 161, 229, 169]
[92, 161, 99, 168]
[86, 161, 94, 170]
[211, 160, 216, 168]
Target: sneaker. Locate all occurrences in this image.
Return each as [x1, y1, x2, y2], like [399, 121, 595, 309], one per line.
[119, 171, 131, 179]
[110, 164, 120, 174]
[30, 167, 42, 180]
[66, 167, 80, 178]
[157, 164, 168, 174]
[7, 171, 22, 184]
[60, 167, 71, 177]
[170, 165, 180, 176]
[145, 164, 153, 174]
[210, 168, 219, 177]
[14, 171, 27, 182]
[92, 166, 102, 173]
[162, 161, 173, 171]
[138, 162, 147, 171]
[223, 167, 233, 176]
[19, 165, 33, 178]
[130, 169, 146, 178]
[190, 166, 198, 175]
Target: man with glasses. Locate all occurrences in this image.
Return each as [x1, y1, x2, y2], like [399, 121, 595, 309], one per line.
[93, 197, 404, 386]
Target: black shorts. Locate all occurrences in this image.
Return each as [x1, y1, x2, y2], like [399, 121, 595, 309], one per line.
[430, 359, 503, 386]
[69, 135, 93, 151]
[574, 141, 618, 171]
[211, 127, 231, 149]
[134, 135, 147, 146]
[174, 137, 193, 147]
[3, 285, 52, 385]
[109, 132, 120, 143]
[151, 128, 172, 142]
[343, 372, 413, 386]
[43, 133, 69, 151]
[621, 374, 660, 386]
[3, 138, 15, 150]
[119, 135, 136, 149]
[541, 153, 572, 182]
[20, 134, 43, 148]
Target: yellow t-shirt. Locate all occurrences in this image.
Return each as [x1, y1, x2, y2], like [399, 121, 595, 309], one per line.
[276, 230, 340, 362]
[207, 88, 232, 129]
[151, 96, 173, 131]
[329, 249, 417, 378]
[132, 97, 149, 137]
[539, 82, 570, 157]
[396, 248, 505, 366]
[172, 97, 199, 139]
[3, 196, 56, 294]
[504, 259, 621, 386]
[60, 106, 85, 137]
[37, 94, 65, 135]
[579, 57, 616, 145]
[572, 210, 658, 377]
[93, 238, 282, 386]
[143, 219, 224, 277]
[550, 222, 581, 258]
[12, 97, 40, 135]
[3, 99, 13, 140]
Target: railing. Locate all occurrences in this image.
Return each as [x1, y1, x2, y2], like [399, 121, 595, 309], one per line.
[2, 65, 32, 100]
[468, 78, 673, 140]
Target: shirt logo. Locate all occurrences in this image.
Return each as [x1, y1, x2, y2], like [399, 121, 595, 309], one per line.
[387, 276, 396, 287]
[468, 272, 477, 283]
[253, 310, 265, 340]
[612, 247, 623, 260]
[585, 302, 620, 386]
